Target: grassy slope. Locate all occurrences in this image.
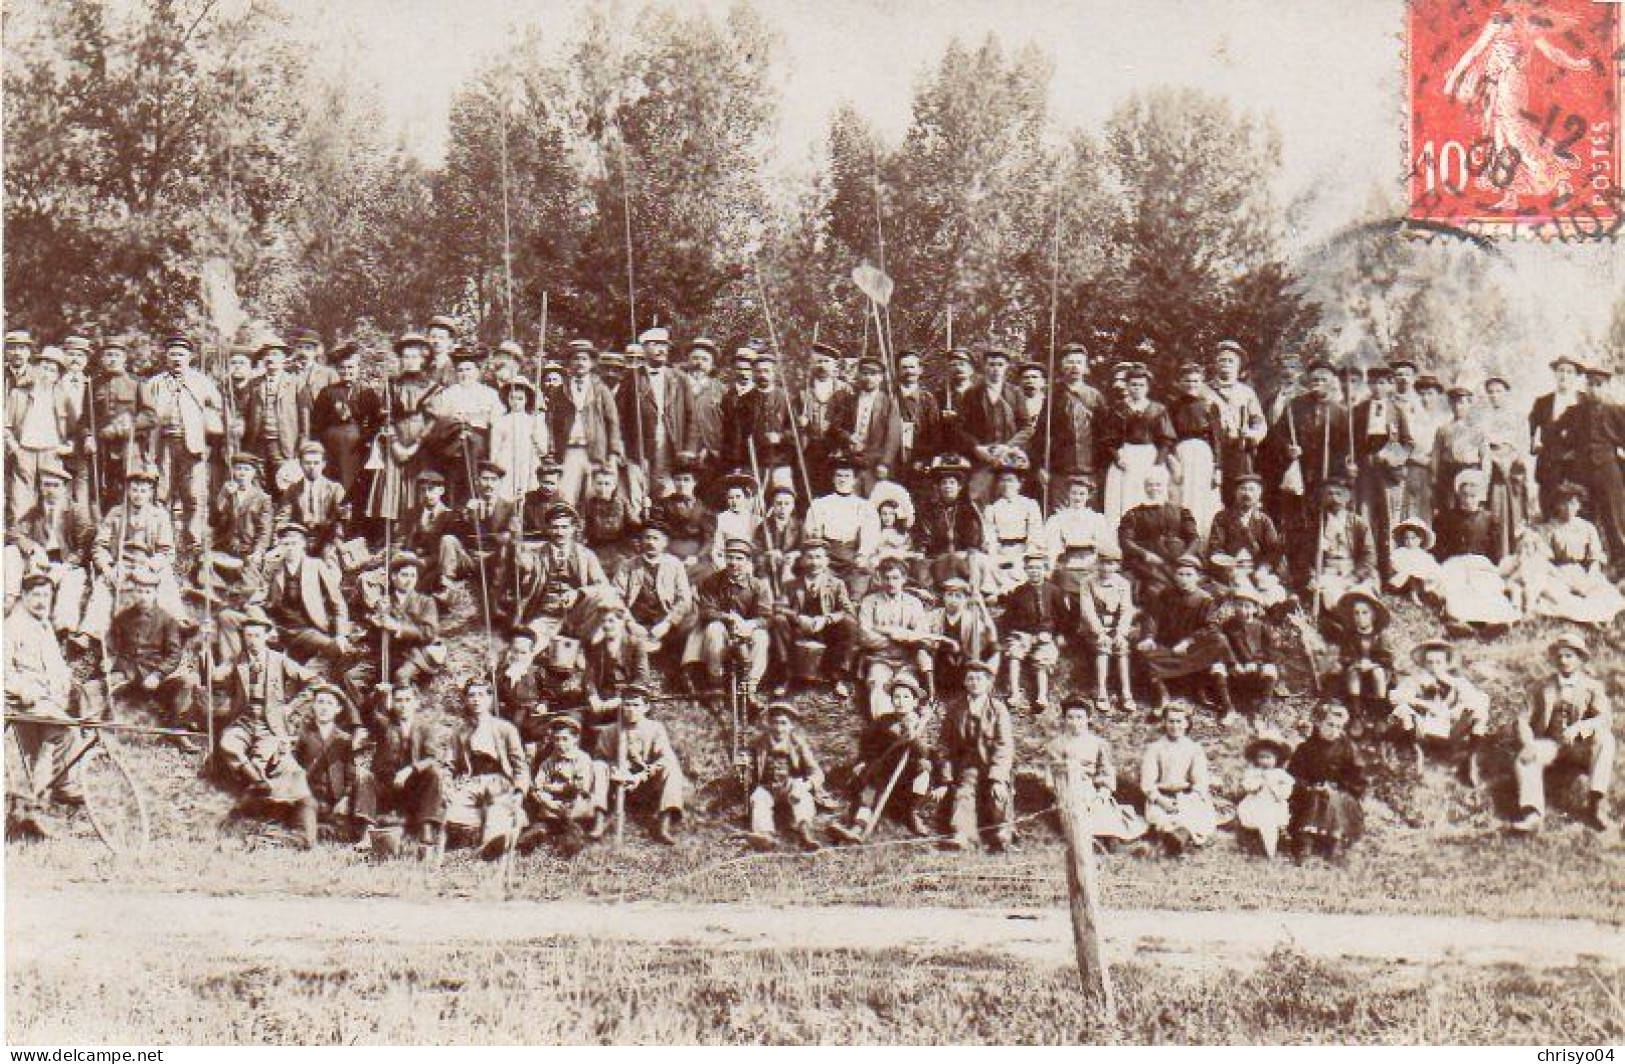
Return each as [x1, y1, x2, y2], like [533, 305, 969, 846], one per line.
[9, 937, 1622, 1045]
[9, 587, 1623, 921]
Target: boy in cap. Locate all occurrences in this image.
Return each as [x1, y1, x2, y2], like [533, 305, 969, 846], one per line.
[925, 574, 999, 700]
[1212, 586, 1281, 718]
[937, 659, 1016, 852]
[830, 673, 935, 842]
[522, 713, 609, 853]
[594, 683, 688, 844]
[278, 439, 347, 556]
[1137, 554, 1229, 715]
[684, 537, 774, 697]
[1390, 638, 1491, 784]
[1078, 546, 1137, 714]
[403, 470, 458, 599]
[857, 555, 936, 718]
[740, 701, 825, 852]
[202, 453, 274, 598]
[1513, 634, 1614, 833]
[1000, 549, 1071, 713]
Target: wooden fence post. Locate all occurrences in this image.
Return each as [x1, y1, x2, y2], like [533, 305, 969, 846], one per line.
[1053, 759, 1117, 1017]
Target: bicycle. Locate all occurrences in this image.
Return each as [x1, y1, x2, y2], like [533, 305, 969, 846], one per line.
[5, 704, 157, 855]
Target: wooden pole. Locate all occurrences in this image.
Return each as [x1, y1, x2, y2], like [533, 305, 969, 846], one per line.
[1052, 758, 1116, 1016]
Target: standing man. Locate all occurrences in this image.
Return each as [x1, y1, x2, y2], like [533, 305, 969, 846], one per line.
[1351, 365, 1411, 575]
[828, 354, 903, 490]
[621, 327, 698, 514]
[894, 349, 942, 486]
[6, 345, 75, 524]
[309, 342, 382, 497]
[681, 338, 727, 470]
[242, 336, 302, 497]
[136, 335, 224, 546]
[1530, 354, 1587, 520]
[1262, 357, 1354, 561]
[938, 660, 1015, 852]
[954, 347, 1018, 502]
[546, 340, 623, 506]
[795, 341, 850, 487]
[86, 339, 141, 515]
[291, 328, 339, 440]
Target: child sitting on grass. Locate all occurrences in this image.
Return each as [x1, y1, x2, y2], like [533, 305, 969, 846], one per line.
[1235, 730, 1294, 858]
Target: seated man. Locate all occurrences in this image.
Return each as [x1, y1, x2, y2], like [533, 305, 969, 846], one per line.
[215, 606, 320, 847]
[294, 683, 377, 842]
[5, 572, 83, 831]
[594, 683, 687, 844]
[442, 459, 522, 594]
[347, 551, 441, 695]
[1118, 465, 1199, 602]
[494, 624, 548, 746]
[1139, 705, 1219, 855]
[829, 673, 934, 842]
[258, 521, 357, 706]
[1206, 473, 1285, 576]
[1512, 633, 1614, 833]
[581, 604, 653, 712]
[81, 463, 188, 642]
[926, 575, 999, 700]
[770, 538, 858, 698]
[1000, 549, 1071, 713]
[512, 502, 609, 642]
[649, 459, 715, 568]
[201, 452, 274, 599]
[1389, 638, 1490, 785]
[857, 556, 935, 719]
[754, 484, 804, 587]
[522, 713, 609, 854]
[684, 538, 773, 699]
[370, 682, 452, 846]
[1308, 476, 1376, 611]
[937, 660, 1015, 852]
[106, 566, 201, 739]
[739, 701, 824, 853]
[612, 518, 696, 662]
[4, 458, 94, 638]
[445, 677, 530, 859]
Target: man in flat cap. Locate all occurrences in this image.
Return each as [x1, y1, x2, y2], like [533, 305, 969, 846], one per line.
[258, 521, 357, 698]
[202, 452, 274, 599]
[679, 337, 728, 465]
[6, 345, 75, 524]
[242, 336, 303, 497]
[829, 353, 903, 490]
[937, 659, 1015, 852]
[85, 339, 141, 513]
[546, 340, 624, 508]
[106, 566, 202, 741]
[594, 683, 688, 844]
[684, 537, 774, 699]
[5, 457, 95, 637]
[1513, 633, 1615, 833]
[951, 347, 1018, 503]
[135, 334, 224, 546]
[619, 326, 699, 514]
[522, 712, 608, 853]
[6, 571, 83, 828]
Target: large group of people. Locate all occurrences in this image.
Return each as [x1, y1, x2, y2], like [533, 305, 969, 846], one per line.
[3, 318, 1617, 860]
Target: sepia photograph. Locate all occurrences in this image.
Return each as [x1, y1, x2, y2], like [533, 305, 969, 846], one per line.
[3, 0, 1623, 1049]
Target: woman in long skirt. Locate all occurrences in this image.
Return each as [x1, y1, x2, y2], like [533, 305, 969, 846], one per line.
[1169, 362, 1223, 538]
[1102, 366, 1175, 527]
[1287, 703, 1366, 860]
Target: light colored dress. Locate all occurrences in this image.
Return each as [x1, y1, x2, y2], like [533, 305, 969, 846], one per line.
[1236, 766, 1294, 835]
[1141, 735, 1220, 844]
[1512, 518, 1625, 625]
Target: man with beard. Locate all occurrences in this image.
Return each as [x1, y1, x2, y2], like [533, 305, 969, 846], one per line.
[310, 343, 383, 496]
[681, 338, 727, 468]
[84, 340, 142, 514]
[794, 341, 850, 485]
[828, 354, 902, 492]
[619, 327, 698, 514]
[546, 340, 623, 507]
[242, 337, 302, 498]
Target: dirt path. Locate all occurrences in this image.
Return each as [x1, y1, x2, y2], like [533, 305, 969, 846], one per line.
[9, 885, 1622, 973]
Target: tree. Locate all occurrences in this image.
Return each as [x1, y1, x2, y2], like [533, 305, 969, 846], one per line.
[4, 0, 307, 342]
[1101, 88, 1316, 379]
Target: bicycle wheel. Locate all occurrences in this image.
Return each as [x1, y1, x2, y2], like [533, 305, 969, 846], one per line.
[76, 734, 150, 855]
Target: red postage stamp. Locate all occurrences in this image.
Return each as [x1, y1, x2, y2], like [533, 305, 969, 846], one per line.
[1408, 0, 1622, 238]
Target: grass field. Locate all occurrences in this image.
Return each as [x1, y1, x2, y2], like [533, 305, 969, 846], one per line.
[9, 593, 1622, 920]
[9, 935, 1621, 1045]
